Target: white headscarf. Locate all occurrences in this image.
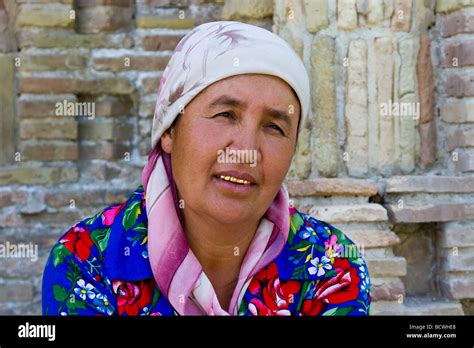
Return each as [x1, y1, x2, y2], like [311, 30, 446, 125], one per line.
[150, 20, 310, 149]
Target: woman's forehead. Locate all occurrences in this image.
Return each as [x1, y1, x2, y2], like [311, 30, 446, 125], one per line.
[198, 74, 300, 106]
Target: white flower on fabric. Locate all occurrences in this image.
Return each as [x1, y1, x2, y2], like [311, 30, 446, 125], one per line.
[308, 256, 332, 276]
[74, 279, 96, 301]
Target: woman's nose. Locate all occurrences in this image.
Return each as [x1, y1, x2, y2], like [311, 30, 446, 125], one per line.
[228, 123, 262, 166]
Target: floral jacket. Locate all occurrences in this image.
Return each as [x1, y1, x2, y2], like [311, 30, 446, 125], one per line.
[42, 186, 372, 316]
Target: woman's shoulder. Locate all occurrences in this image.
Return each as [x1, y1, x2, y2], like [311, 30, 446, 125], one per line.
[275, 207, 367, 281]
[45, 186, 149, 279]
[51, 189, 140, 258]
[289, 207, 360, 253]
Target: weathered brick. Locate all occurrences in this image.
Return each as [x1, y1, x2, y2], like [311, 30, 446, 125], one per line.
[76, 6, 132, 33]
[436, 0, 474, 14]
[17, 95, 77, 118]
[0, 166, 78, 185]
[338, 0, 358, 30]
[440, 40, 474, 67]
[366, 0, 384, 26]
[140, 34, 185, 51]
[0, 54, 15, 164]
[0, 279, 34, 302]
[79, 120, 133, 141]
[303, 0, 329, 32]
[417, 36, 434, 124]
[0, 191, 28, 208]
[309, 204, 388, 223]
[136, 0, 191, 7]
[139, 96, 155, 118]
[440, 274, 474, 299]
[94, 97, 133, 117]
[398, 93, 418, 174]
[375, 37, 395, 174]
[311, 35, 338, 177]
[19, 119, 78, 140]
[18, 30, 133, 49]
[17, 3, 74, 28]
[441, 100, 474, 123]
[0, 6, 15, 53]
[18, 53, 86, 71]
[440, 247, 474, 272]
[454, 150, 474, 172]
[45, 188, 129, 208]
[391, 0, 412, 32]
[385, 175, 474, 193]
[16, 0, 73, 3]
[139, 74, 162, 94]
[444, 72, 474, 97]
[286, 178, 379, 197]
[367, 257, 407, 277]
[371, 277, 406, 301]
[21, 210, 82, 227]
[343, 228, 401, 249]
[438, 221, 474, 248]
[441, 8, 474, 37]
[447, 128, 474, 150]
[399, 36, 418, 96]
[0, 254, 48, 278]
[139, 118, 152, 137]
[76, 0, 132, 6]
[19, 142, 79, 161]
[222, 0, 273, 19]
[80, 142, 130, 161]
[136, 15, 195, 29]
[371, 298, 464, 315]
[419, 120, 437, 166]
[345, 39, 368, 177]
[385, 202, 474, 223]
[288, 125, 312, 179]
[18, 77, 134, 94]
[92, 54, 171, 72]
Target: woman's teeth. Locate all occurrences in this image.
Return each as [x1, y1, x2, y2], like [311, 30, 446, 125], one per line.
[219, 175, 251, 185]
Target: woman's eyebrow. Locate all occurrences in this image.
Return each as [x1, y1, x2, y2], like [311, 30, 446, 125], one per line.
[209, 95, 293, 127]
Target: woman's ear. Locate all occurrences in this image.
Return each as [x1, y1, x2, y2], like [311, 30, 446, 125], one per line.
[160, 128, 174, 154]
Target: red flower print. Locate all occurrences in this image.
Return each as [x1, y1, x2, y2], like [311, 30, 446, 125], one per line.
[248, 263, 301, 316]
[113, 279, 154, 316]
[60, 226, 94, 261]
[301, 258, 361, 315]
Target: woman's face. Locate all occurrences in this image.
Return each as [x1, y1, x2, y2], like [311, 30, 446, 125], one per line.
[161, 74, 301, 226]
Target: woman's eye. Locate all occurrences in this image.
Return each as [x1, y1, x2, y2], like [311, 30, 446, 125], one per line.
[268, 124, 284, 135]
[216, 112, 233, 118]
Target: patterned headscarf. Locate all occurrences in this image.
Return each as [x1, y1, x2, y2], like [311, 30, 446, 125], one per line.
[142, 21, 310, 315]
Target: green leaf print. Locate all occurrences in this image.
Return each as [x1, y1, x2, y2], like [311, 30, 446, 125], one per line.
[122, 200, 141, 231]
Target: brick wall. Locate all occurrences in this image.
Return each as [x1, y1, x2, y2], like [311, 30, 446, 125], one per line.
[0, 0, 472, 315]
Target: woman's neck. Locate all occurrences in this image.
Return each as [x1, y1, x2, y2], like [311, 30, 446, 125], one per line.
[182, 207, 260, 310]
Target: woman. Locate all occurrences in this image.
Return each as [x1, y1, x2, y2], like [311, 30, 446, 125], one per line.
[42, 21, 372, 316]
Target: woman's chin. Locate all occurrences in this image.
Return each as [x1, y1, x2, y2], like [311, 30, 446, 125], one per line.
[208, 203, 258, 225]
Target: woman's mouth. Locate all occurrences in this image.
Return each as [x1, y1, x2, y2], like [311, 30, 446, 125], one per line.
[218, 175, 252, 185]
[213, 173, 257, 194]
